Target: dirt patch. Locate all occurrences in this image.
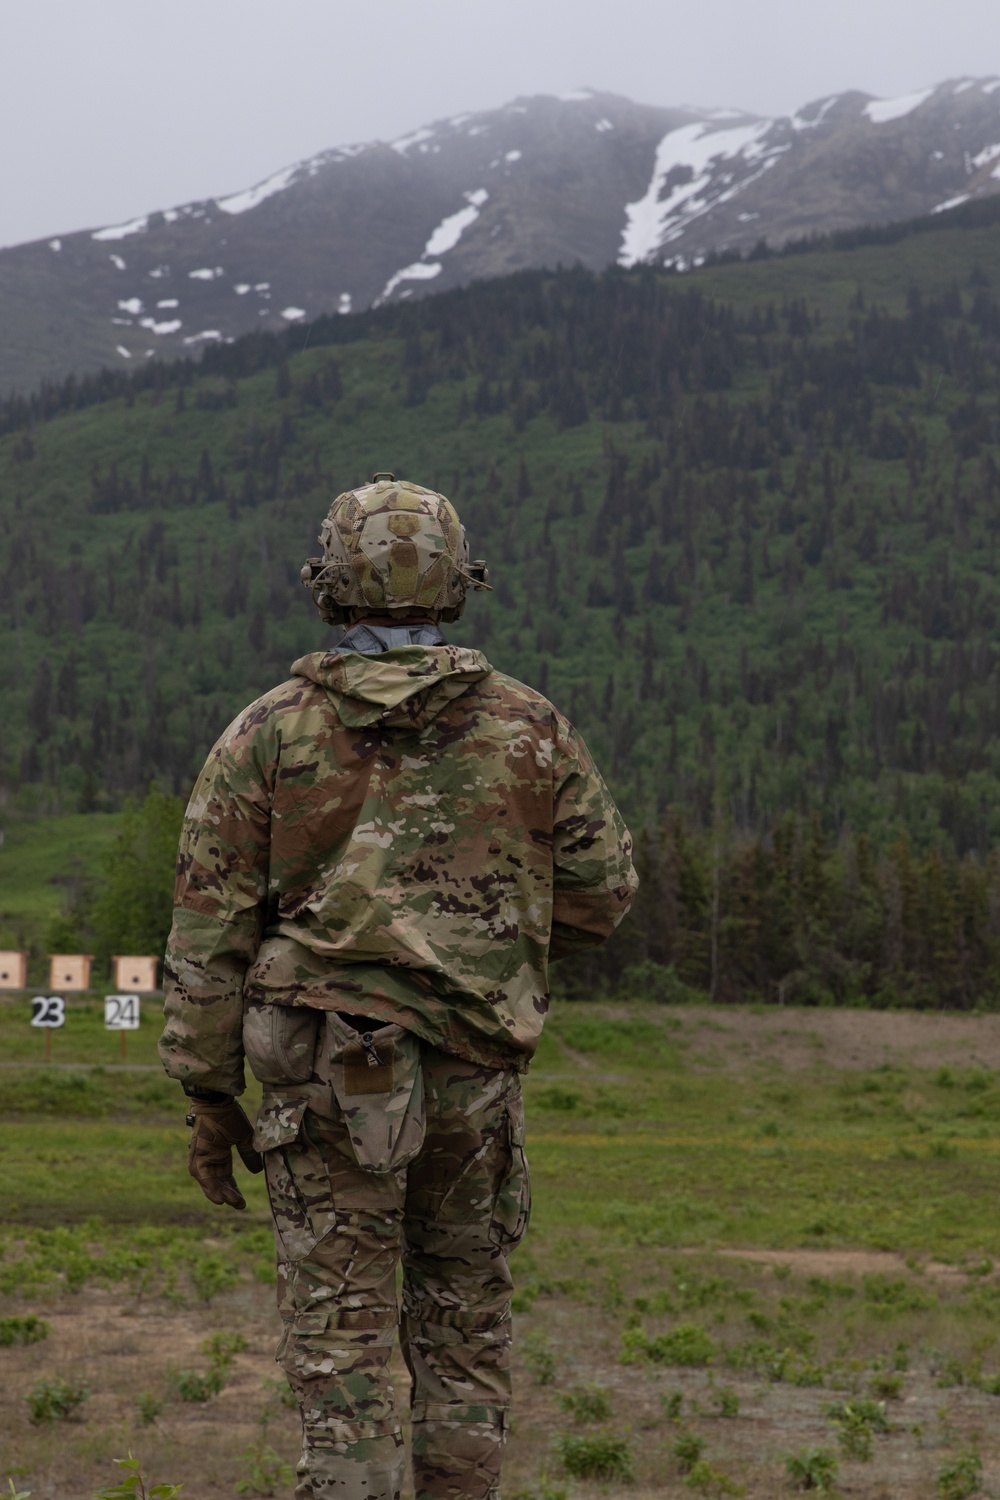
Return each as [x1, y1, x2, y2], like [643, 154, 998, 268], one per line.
[660, 1004, 1000, 1073]
[711, 1246, 971, 1284]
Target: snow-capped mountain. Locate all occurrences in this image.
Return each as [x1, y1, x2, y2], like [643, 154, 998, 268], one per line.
[2, 78, 1000, 390]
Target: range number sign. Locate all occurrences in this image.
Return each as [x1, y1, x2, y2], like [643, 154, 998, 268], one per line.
[104, 994, 141, 1031]
[31, 996, 66, 1028]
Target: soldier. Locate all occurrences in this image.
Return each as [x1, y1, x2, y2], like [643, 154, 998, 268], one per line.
[159, 474, 637, 1500]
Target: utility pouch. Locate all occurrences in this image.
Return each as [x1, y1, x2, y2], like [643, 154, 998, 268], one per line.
[243, 999, 321, 1086]
[322, 1013, 426, 1174]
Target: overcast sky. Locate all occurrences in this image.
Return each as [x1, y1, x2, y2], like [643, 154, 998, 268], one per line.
[1, 0, 997, 248]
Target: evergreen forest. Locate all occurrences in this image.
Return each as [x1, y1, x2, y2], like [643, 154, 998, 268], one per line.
[4, 204, 1000, 1007]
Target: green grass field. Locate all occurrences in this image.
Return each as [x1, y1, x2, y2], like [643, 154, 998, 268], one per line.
[5, 1001, 1000, 1497]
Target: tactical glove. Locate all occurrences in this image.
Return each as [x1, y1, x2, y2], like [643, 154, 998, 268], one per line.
[186, 1097, 264, 1211]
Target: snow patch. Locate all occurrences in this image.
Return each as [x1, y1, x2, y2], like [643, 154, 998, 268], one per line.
[423, 189, 488, 257]
[392, 127, 435, 155]
[254, 282, 271, 292]
[156, 299, 179, 309]
[183, 330, 222, 344]
[971, 142, 1000, 170]
[595, 119, 614, 132]
[48, 238, 61, 251]
[117, 298, 143, 315]
[792, 95, 839, 131]
[618, 120, 776, 266]
[218, 164, 299, 215]
[985, 80, 1000, 94]
[139, 317, 182, 335]
[116, 345, 132, 358]
[377, 261, 443, 304]
[163, 209, 179, 223]
[109, 254, 126, 271]
[234, 284, 251, 295]
[281, 306, 306, 321]
[864, 87, 934, 124]
[467, 125, 487, 136]
[558, 89, 593, 102]
[189, 266, 223, 280]
[148, 265, 168, 278]
[933, 192, 972, 213]
[954, 79, 976, 93]
[92, 215, 148, 241]
[504, 149, 522, 162]
[338, 293, 352, 315]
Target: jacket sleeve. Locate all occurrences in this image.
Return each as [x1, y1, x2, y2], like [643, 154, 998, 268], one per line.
[548, 711, 638, 960]
[158, 707, 273, 1095]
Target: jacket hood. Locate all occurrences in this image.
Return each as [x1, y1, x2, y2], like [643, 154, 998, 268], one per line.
[291, 645, 492, 729]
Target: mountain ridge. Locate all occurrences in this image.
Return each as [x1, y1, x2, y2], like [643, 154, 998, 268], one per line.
[2, 77, 1000, 391]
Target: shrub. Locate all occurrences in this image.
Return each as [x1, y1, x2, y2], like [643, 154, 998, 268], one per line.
[785, 1449, 839, 1492]
[869, 1370, 903, 1399]
[201, 1331, 248, 1365]
[826, 1396, 888, 1459]
[674, 1429, 706, 1473]
[683, 1459, 746, 1496]
[189, 1254, 238, 1303]
[557, 1385, 612, 1423]
[712, 1386, 740, 1417]
[27, 1377, 89, 1424]
[135, 1393, 161, 1426]
[937, 1451, 983, 1500]
[235, 1444, 294, 1496]
[172, 1368, 225, 1403]
[0, 1316, 48, 1346]
[524, 1333, 558, 1386]
[621, 1321, 716, 1367]
[557, 1432, 633, 1481]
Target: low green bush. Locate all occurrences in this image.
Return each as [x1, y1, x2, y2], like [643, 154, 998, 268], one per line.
[27, 1377, 88, 1424]
[937, 1451, 983, 1500]
[557, 1385, 612, 1423]
[556, 1431, 633, 1481]
[785, 1448, 839, 1492]
[0, 1316, 48, 1346]
[621, 1320, 716, 1366]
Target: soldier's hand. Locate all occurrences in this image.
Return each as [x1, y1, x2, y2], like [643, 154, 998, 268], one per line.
[186, 1097, 264, 1211]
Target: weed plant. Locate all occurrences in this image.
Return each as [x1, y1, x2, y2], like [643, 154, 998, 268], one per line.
[0, 1317, 47, 1346]
[556, 1431, 633, 1482]
[134, 1394, 161, 1427]
[784, 1448, 839, 1492]
[26, 1376, 88, 1424]
[235, 1444, 293, 1496]
[92, 1455, 182, 1500]
[937, 1450, 983, 1500]
[556, 1385, 611, 1423]
[673, 1429, 706, 1473]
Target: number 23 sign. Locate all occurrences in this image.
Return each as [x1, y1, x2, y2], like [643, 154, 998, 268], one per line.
[31, 996, 66, 1028]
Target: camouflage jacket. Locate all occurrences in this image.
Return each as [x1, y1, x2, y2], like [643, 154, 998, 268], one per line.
[159, 645, 636, 1094]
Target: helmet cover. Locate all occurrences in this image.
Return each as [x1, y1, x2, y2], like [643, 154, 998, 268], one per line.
[301, 473, 489, 624]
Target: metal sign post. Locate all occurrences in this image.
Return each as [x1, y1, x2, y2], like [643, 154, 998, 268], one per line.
[104, 994, 141, 1061]
[30, 996, 66, 1061]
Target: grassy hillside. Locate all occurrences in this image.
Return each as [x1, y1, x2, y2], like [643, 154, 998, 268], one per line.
[2, 212, 1000, 999]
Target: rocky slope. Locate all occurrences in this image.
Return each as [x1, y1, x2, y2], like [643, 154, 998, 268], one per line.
[2, 77, 1000, 390]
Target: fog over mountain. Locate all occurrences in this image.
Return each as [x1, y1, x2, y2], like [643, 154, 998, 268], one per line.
[2, 76, 999, 391]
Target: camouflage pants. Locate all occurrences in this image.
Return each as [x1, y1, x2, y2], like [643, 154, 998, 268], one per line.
[262, 1045, 530, 1500]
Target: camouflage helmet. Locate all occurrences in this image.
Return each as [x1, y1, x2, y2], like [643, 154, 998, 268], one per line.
[301, 473, 490, 624]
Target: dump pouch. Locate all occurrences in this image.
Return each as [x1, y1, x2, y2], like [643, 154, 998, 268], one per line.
[245, 1000, 425, 1174]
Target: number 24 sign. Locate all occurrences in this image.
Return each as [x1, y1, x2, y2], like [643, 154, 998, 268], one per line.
[105, 994, 141, 1031]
